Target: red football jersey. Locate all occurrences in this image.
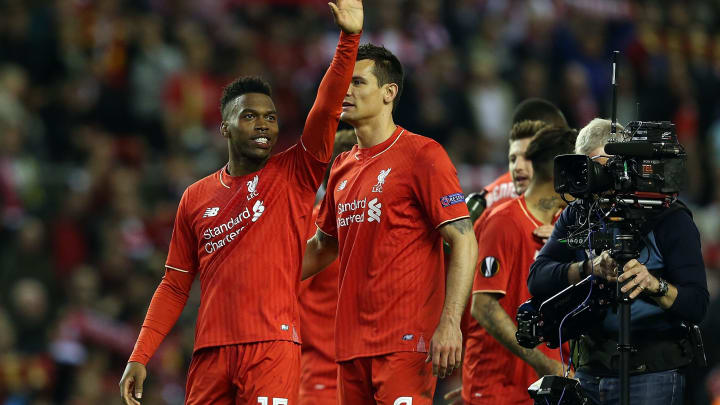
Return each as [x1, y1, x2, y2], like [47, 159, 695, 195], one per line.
[483, 171, 516, 209]
[299, 205, 339, 396]
[128, 32, 360, 364]
[462, 196, 563, 404]
[317, 127, 470, 362]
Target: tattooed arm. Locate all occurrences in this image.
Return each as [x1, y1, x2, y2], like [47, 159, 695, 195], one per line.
[426, 218, 478, 378]
[471, 292, 566, 378]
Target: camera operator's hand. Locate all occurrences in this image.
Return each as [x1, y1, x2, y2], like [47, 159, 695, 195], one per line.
[588, 251, 619, 282]
[618, 259, 659, 299]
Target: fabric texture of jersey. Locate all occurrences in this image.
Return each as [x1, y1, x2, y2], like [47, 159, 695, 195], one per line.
[185, 341, 300, 405]
[317, 126, 470, 362]
[299, 205, 340, 400]
[128, 31, 360, 365]
[483, 171, 515, 208]
[462, 196, 563, 404]
[337, 352, 436, 405]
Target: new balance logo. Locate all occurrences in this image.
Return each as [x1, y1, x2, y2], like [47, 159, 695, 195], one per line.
[367, 198, 381, 222]
[252, 200, 265, 222]
[203, 207, 219, 218]
[372, 168, 391, 193]
[247, 175, 259, 200]
[337, 180, 347, 191]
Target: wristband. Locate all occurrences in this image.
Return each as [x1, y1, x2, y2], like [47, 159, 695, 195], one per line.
[649, 278, 669, 298]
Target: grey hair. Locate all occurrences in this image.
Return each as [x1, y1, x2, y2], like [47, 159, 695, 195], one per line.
[575, 118, 625, 155]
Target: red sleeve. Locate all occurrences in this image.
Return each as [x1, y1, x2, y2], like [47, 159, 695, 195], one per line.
[316, 157, 342, 238]
[128, 268, 194, 365]
[300, 31, 361, 163]
[165, 189, 198, 273]
[411, 142, 470, 228]
[128, 190, 197, 365]
[472, 214, 520, 295]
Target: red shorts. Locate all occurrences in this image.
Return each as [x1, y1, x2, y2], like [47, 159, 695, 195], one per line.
[298, 392, 338, 405]
[338, 352, 436, 405]
[185, 341, 300, 405]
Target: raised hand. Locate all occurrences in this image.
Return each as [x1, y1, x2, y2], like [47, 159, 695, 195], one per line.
[328, 0, 363, 34]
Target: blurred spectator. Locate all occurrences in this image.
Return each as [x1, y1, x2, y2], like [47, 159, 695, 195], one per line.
[1, 0, 720, 404]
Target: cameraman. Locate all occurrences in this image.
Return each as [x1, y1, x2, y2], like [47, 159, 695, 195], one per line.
[527, 118, 709, 405]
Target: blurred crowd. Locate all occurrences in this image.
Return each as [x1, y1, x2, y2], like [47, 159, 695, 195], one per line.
[1, 0, 720, 404]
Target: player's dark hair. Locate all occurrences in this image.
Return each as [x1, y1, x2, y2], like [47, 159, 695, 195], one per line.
[509, 120, 548, 142]
[525, 127, 578, 183]
[512, 98, 568, 128]
[356, 43, 404, 111]
[220, 76, 272, 119]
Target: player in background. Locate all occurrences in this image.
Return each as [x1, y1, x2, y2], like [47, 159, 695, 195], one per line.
[483, 98, 568, 209]
[299, 129, 357, 405]
[302, 44, 478, 405]
[462, 127, 577, 404]
[118, 2, 363, 404]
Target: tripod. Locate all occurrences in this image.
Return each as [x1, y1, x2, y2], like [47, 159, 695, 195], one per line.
[610, 232, 641, 405]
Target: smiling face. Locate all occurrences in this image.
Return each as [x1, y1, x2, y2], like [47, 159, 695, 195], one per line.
[340, 59, 397, 125]
[221, 93, 279, 162]
[508, 138, 533, 195]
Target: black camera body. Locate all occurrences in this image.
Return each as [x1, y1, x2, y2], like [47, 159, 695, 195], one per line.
[516, 120, 688, 350]
[553, 121, 686, 199]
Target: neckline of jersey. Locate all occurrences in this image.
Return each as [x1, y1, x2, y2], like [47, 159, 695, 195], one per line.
[517, 195, 542, 228]
[218, 163, 262, 189]
[354, 126, 405, 160]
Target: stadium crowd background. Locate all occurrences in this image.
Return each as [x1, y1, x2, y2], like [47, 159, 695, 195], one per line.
[1, 0, 720, 404]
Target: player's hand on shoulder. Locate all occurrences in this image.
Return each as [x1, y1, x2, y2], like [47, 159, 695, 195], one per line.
[119, 361, 147, 405]
[426, 318, 463, 379]
[328, 0, 363, 34]
[533, 224, 554, 243]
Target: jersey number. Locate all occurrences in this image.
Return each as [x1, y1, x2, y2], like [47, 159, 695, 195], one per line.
[257, 397, 288, 405]
[394, 398, 412, 405]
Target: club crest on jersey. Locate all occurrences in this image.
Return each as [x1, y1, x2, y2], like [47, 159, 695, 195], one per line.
[337, 180, 348, 191]
[247, 175, 259, 200]
[372, 168, 391, 193]
[481, 256, 500, 277]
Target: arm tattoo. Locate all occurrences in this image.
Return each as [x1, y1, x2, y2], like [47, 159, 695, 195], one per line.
[448, 218, 473, 234]
[535, 196, 560, 212]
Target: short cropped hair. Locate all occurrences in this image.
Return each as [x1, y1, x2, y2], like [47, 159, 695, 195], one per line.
[220, 76, 272, 119]
[575, 118, 625, 155]
[356, 44, 404, 110]
[525, 127, 578, 183]
[509, 120, 549, 142]
[512, 98, 568, 128]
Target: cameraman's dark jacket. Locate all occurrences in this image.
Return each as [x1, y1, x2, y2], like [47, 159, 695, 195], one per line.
[527, 202, 708, 375]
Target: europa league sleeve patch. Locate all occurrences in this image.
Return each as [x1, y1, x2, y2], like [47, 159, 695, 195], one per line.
[440, 192, 465, 207]
[481, 256, 500, 277]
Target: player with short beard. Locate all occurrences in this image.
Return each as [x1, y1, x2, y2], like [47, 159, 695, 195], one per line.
[463, 127, 577, 404]
[118, 2, 363, 404]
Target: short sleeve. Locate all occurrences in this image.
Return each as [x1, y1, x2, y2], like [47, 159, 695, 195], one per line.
[165, 189, 198, 274]
[316, 157, 341, 238]
[411, 142, 470, 228]
[472, 214, 520, 296]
